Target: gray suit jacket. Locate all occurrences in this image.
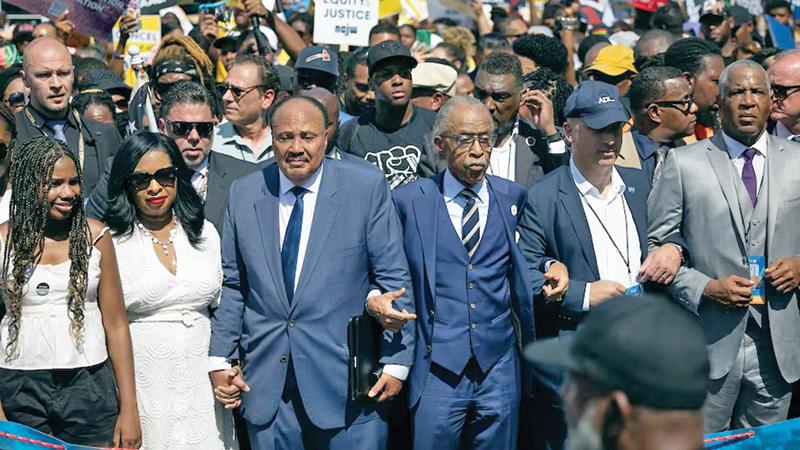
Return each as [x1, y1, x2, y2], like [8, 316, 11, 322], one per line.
[648, 133, 800, 382]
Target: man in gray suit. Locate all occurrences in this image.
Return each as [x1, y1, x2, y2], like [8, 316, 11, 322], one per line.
[649, 60, 800, 432]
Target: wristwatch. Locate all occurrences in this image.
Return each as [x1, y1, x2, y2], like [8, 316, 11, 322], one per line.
[546, 132, 563, 144]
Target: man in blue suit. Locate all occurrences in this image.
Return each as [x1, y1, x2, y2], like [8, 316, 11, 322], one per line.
[383, 95, 568, 449]
[516, 81, 683, 450]
[208, 96, 416, 449]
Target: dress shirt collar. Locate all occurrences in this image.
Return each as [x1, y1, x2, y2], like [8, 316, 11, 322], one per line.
[279, 161, 324, 197]
[192, 155, 210, 177]
[630, 128, 661, 160]
[570, 157, 626, 199]
[27, 105, 79, 129]
[443, 169, 489, 205]
[775, 120, 796, 140]
[721, 129, 768, 159]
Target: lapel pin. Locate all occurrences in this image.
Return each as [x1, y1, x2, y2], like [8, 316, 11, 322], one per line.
[511, 204, 518, 216]
[627, 186, 636, 194]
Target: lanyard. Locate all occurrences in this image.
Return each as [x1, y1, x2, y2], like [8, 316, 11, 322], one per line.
[25, 107, 85, 169]
[578, 189, 632, 276]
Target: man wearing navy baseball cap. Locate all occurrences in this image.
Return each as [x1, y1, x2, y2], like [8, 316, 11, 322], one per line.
[294, 45, 339, 94]
[516, 81, 683, 450]
[524, 294, 708, 450]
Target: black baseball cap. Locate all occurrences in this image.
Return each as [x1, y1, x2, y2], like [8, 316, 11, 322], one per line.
[524, 295, 709, 410]
[564, 80, 629, 130]
[295, 45, 339, 77]
[367, 40, 417, 77]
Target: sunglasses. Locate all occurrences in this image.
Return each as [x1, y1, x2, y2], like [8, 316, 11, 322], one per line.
[649, 96, 695, 115]
[126, 166, 179, 191]
[165, 120, 215, 138]
[473, 88, 514, 104]
[771, 84, 800, 100]
[216, 83, 265, 100]
[6, 91, 26, 107]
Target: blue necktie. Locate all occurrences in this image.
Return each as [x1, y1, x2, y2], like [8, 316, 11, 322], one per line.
[282, 186, 307, 304]
[461, 189, 480, 258]
[45, 120, 67, 143]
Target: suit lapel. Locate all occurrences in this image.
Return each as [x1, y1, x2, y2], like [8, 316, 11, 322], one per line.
[766, 136, 784, 253]
[486, 177, 517, 248]
[412, 173, 443, 306]
[514, 134, 534, 186]
[618, 168, 649, 258]
[291, 163, 339, 313]
[706, 134, 747, 243]
[558, 169, 600, 279]
[254, 164, 291, 314]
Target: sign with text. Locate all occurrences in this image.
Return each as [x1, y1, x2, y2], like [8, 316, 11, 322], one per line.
[5, 0, 128, 40]
[313, 0, 378, 47]
[112, 14, 161, 87]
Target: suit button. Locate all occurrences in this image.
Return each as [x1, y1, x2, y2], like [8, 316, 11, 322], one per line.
[742, 257, 748, 266]
[468, 282, 475, 289]
[471, 323, 477, 329]
[287, 320, 295, 328]
[468, 264, 473, 270]
[470, 303, 476, 309]
[426, 345, 432, 353]
[280, 355, 288, 363]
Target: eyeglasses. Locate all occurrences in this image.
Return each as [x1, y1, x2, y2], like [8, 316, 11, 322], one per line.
[771, 84, 800, 101]
[125, 166, 179, 191]
[473, 88, 514, 104]
[216, 83, 265, 100]
[649, 96, 695, 115]
[165, 120, 215, 138]
[5, 91, 26, 108]
[442, 133, 494, 149]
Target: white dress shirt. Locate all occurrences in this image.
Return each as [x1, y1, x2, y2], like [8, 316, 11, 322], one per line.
[489, 126, 517, 181]
[721, 130, 767, 196]
[570, 159, 641, 311]
[443, 170, 489, 238]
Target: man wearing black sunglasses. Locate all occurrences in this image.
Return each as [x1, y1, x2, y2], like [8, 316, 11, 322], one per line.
[619, 65, 698, 189]
[213, 54, 277, 163]
[14, 37, 121, 197]
[338, 40, 439, 189]
[0, 64, 28, 114]
[768, 50, 800, 141]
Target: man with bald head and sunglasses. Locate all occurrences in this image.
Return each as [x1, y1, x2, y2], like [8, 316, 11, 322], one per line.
[768, 50, 800, 141]
[213, 54, 277, 163]
[87, 81, 264, 233]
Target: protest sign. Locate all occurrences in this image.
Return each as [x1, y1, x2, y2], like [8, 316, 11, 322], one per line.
[313, 0, 378, 47]
[380, 0, 402, 18]
[5, 0, 128, 40]
[427, 0, 475, 27]
[112, 14, 161, 87]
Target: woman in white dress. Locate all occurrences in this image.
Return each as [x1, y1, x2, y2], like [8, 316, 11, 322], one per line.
[104, 132, 236, 450]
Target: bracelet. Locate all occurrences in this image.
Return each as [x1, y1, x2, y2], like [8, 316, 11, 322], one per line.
[546, 133, 562, 143]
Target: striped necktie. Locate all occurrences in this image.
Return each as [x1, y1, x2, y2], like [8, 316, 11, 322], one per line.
[460, 189, 480, 258]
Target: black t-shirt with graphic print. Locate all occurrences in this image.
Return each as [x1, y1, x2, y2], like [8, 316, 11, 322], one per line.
[338, 106, 440, 189]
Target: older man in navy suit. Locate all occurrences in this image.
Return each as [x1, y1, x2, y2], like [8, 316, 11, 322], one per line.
[375, 96, 567, 449]
[208, 96, 416, 449]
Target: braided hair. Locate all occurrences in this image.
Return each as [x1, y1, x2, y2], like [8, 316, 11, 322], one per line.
[2, 136, 92, 360]
[664, 38, 721, 76]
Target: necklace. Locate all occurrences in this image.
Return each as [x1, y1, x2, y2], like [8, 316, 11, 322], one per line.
[137, 219, 177, 257]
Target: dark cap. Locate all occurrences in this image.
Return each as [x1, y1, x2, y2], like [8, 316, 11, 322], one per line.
[367, 40, 417, 77]
[699, 1, 727, 23]
[274, 65, 296, 93]
[728, 5, 754, 27]
[12, 23, 34, 45]
[80, 69, 131, 97]
[564, 80, 629, 129]
[295, 45, 339, 77]
[524, 295, 709, 410]
[212, 35, 238, 51]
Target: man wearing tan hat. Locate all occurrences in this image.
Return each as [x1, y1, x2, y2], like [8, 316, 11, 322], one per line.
[583, 45, 638, 97]
[411, 60, 458, 112]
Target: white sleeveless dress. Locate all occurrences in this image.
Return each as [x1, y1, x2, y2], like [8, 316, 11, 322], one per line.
[113, 220, 237, 450]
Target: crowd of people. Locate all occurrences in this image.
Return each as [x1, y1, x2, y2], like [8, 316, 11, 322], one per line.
[1, 0, 800, 449]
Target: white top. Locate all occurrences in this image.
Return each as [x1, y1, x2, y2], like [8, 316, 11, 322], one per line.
[443, 169, 489, 238]
[721, 130, 767, 196]
[0, 190, 9, 224]
[0, 230, 108, 370]
[488, 125, 517, 181]
[113, 220, 222, 323]
[570, 159, 641, 311]
[279, 163, 324, 291]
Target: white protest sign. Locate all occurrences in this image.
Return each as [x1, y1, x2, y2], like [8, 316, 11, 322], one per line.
[313, 0, 378, 47]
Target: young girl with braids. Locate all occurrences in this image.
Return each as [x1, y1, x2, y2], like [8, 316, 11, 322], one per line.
[0, 136, 141, 447]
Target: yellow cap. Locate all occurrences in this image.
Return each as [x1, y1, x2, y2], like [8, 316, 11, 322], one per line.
[585, 45, 637, 77]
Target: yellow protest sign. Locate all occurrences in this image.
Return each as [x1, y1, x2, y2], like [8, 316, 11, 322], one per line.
[112, 15, 162, 87]
[380, 0, 402, 18]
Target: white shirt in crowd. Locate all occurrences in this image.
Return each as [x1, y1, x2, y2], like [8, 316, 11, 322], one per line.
[443, 168, 489, 238]
[570, 158, 641, 311]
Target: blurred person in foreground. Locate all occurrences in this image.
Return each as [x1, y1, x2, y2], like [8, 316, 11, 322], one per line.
[525, 295, 708, 450]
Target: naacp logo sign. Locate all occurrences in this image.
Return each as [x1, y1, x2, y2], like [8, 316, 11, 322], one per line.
[597, 96, 615, 104]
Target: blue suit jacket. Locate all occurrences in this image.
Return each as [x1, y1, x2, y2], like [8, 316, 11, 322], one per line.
[209, 158, 416, 429]
[392, 172, 537, 407]
[517, 165, 650, 334]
